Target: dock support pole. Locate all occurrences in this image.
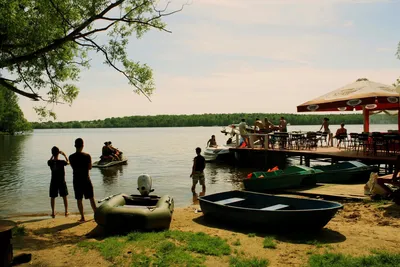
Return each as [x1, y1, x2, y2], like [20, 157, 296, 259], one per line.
[300, 156, 303, 165]
[305, 156, 310, 167]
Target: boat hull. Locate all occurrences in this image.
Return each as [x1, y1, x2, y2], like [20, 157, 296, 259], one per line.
[313, 161, 379, 184]
[204, 146, 234, 162]
[94, 194, 174, 233]
[199, 190, 342, 231]
[93, 158, 128, 168]
[243, 166, 318, 192]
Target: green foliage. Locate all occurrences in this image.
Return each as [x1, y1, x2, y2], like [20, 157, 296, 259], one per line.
[247, 233, 256, 237]
[229, 256, 270, 267]
[77, 237, 125, 260]
[308, 252, 400, 267]
[263, 237, 277, 249]
[0, 0, 181, 119]
[12, 225, 26, 236]
[0, 86, 31, 134]
[79, 230, 230, 266]
[31, 112, 396, 129]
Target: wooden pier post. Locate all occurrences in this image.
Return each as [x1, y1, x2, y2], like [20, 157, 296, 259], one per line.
[305, 156, 310, 167]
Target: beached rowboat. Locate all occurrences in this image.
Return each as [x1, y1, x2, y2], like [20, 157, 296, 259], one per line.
[199, 190, 343, 231]
[313, 161, 379, 184]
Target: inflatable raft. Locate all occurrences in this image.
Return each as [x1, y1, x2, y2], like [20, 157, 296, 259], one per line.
[94, 193, 174, 233]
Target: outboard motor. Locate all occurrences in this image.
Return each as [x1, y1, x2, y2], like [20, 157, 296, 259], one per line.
[137, 174, 154, 196]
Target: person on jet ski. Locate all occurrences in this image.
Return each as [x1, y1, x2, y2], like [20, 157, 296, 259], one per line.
[101, 142, 114, 160]
[107, 141, 122, 160]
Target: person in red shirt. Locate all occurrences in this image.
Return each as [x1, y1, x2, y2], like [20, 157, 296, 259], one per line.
[48, 146, 69, 218]
[69, 138, 96, 222]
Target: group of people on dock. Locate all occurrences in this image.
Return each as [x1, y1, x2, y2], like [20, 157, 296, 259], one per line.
[319, 117, 348, 147]
[47, 138, 96, 222]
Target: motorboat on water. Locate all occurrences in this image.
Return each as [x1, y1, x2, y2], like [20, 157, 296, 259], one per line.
[204, 124, 261, 162]
[204, 144, 236, 162]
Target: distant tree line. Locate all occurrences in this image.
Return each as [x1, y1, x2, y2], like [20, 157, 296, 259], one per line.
[31, 113, 398, 129]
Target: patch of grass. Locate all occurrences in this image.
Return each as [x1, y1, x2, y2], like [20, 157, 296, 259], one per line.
[180, 231, 231, 256]
[130, 254, 151, 267]
[263, 236, 277, 249]
[247, 233, 256, 237]
[77, 237, 126, 261]
[308, 251, 400, 267]
[12, 225, 26, 236]
[232, 239, 241, 246]
[229, 256, 269, 267]
[79, 230, 230, 266]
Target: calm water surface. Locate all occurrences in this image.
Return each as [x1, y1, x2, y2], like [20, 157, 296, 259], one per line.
[0, 124, 396, 216]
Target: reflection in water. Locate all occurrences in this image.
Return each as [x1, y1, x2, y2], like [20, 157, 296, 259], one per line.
[0, 135, 30, 214]
[99, 165, 124, 185]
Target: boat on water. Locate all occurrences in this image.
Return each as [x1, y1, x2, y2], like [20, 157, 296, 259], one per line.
[94, 174, 174, 233]
[198, 190, 343, 231]
[204, 144, 235, 162]
[93, 155, 128, 168]
[243, 165, 318, 192]
[312, 161, 379, 184]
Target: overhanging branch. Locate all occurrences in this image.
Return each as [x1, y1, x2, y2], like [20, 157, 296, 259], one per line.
[0, 78, 40, 100]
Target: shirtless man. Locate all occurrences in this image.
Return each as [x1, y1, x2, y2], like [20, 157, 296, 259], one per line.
[207, 135, 217, 147]
[69, 138, 96, 222]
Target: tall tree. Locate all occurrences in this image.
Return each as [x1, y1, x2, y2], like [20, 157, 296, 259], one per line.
[0, 0, 184, 118]
[0, 85, 31, 134]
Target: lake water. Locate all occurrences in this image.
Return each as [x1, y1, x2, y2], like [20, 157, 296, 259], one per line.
[0, 124, 396, 217]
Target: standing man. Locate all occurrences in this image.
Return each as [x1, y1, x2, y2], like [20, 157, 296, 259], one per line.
[48, 146, 69, 218]
[238, 118, 249, 147]
[69, 138, 96, 222]
[190, 147, 206, 194]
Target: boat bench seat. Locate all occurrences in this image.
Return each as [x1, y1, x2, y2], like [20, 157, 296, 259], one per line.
[260, 204, 289, 211]
[214, 198, 245, 205]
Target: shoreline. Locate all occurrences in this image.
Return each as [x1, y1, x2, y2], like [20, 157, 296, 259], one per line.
[9, 201, 400, 267]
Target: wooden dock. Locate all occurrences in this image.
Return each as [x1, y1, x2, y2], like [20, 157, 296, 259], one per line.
[230, 146, 397, 170]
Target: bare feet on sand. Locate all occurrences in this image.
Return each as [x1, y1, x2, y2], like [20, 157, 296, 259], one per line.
[65, 212, 69, 217]
[78, 218, 85, 223]
[51, 214, 55, 218]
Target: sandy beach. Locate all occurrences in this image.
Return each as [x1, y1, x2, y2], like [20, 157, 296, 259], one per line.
[8, 199, 400, 267]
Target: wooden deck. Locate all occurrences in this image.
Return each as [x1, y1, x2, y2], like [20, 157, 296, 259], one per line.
[230, 146, 397, 165]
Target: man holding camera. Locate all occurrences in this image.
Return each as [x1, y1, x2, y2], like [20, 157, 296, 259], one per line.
[48, 146, 69, 218]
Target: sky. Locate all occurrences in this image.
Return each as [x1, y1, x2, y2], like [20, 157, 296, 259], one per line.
[18, 0, 400, 122]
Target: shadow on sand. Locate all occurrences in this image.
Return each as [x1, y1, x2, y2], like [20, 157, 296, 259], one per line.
[382, 203, 400, 219]
[192, 215, 346, 245]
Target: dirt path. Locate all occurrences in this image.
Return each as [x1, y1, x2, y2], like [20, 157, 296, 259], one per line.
[10, 201, 400, 267]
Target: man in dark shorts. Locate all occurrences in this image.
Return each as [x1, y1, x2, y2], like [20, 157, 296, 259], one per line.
[69, 138, 96, 222]
[48, 146, 69, 218]
[190, 147, 206, 194]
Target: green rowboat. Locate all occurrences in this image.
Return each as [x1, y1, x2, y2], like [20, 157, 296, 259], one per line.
[243, 165, 318, 192]
[312, 161, 379, 184]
